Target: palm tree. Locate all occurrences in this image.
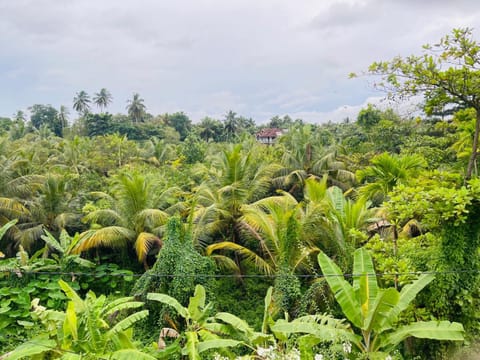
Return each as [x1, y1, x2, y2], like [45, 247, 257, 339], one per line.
[276, 124, 355, 195]
[223, 110, 238, 141]
[192, 143, 281, 247]
[58, 105, 69, 135]
[73, 172, 178, 268]
[126, 93, 146, 123]
[93, 88, 113, 112]
[207, 177, 375, 274]
[73, 90, 91, 116]
[356, 152, 426, 205]
[207, 193, 319, 275]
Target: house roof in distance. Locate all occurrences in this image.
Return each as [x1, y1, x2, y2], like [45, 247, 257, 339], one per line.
[256, 128, 284, 137]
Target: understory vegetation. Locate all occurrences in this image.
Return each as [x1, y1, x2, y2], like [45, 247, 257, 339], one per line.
[1, 28, 480, 359]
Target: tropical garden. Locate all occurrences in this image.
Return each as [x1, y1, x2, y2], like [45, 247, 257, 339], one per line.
[0, 28, 480, 359]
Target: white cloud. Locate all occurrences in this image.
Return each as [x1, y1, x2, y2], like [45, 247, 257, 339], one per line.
[0, 0, 480, 121]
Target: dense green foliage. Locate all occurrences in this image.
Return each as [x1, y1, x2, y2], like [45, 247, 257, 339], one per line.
[2, 27, 480, 359]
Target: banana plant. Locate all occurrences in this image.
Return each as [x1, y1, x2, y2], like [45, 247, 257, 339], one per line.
[40, 229, 95, 271]
[147, 284, 249, 359]
[273, 248, 465, 358]
[3, 280, 153, 359]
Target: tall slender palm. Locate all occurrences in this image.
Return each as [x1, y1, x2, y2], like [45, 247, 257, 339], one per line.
[93, 88, 113, 112]
[73, 91, 91, 116]
[223, 110, 238, 141]
[58, 105, 69, 134]
[126, 93, 146, 123]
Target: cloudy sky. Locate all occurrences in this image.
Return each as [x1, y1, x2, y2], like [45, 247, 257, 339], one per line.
[1, 0, 479, 123]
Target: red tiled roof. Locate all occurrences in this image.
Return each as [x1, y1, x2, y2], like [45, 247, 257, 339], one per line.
[256, 128, 283, 137]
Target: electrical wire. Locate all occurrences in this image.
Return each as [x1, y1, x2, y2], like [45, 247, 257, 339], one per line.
[1, 268, 478, 279]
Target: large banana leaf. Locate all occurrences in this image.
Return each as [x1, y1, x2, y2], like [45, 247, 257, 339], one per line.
[197, 339, 243, 354]
[65, 301, 78, 341]
[377, 274, 434, 332]
[59, 279, 85, 313]
[110, 349, 157, 360]
[60, 354, 83, 359]
[101, 297, 143, 318]
[317, 251, 362, 328]
[183, 331, 200, 359]
[147, 293, 189, 319]
[262, 286, 273, 334]
[188, 285, 206, 322]
[215, 312, 254, 336]
[2, 339, 56, 360]
[353, 247, 378, 321]
[107, 310, 149, 336]
[41, 230, 65, 254]
[271, 321, 362, 349]
[380, 321, 464, 352]
[362, 288, 399, 332]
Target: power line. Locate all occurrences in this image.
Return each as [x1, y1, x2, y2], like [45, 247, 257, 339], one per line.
[1, 268, 479, 279]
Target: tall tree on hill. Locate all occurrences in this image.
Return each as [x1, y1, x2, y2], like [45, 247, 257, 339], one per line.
[93, 88, 112, 112]
[126, 93, 146, 123]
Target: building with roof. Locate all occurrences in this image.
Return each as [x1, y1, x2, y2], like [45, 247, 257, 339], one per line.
[256, 128, 284, 145]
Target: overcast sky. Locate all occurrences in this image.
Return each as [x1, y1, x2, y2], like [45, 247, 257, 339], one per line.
[1, 0, 479, 123]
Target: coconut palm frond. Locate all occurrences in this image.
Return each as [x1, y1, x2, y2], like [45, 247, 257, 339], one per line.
[135, 232, 162, 263]
[54, 213, 80, 230]
[135, 209, 169, 232]
[206, 241, 273, 275]
[208, 254, 241, 274]
[14, 224, 44, 252]
[74, 226, 136, 254]
[5, 175, 45, 198]
[0, 197, 30, 219]
[82, 209, 124, 227]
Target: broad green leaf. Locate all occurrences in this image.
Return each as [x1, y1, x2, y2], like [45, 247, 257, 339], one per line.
[262, 286, 273, 334]
[197, 339, 243, 353]
[58, 280, 85, 313]
[363, 288, 399, 332]
[381, 321, 464, 352]
[41, 230, 64, 254]
[183, 331, 200, 359]
[271, 321, 362, 350]
[379, 274, 434, 332]
[318, 251, 362, 328]
[60, 354, 83, 360]
[215, 312, 253, 335]
[188, 285, 206, 322]
[353, 248, 378, 319]
[65, 301, 78, 340]
[110, 349, 157, 360]
[101, 297, 143, 318]
[108, 310, 149, 336]
[147, 293, 189, 319]
[4, 339, 56, 360]
[71, 256, 95, 268]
